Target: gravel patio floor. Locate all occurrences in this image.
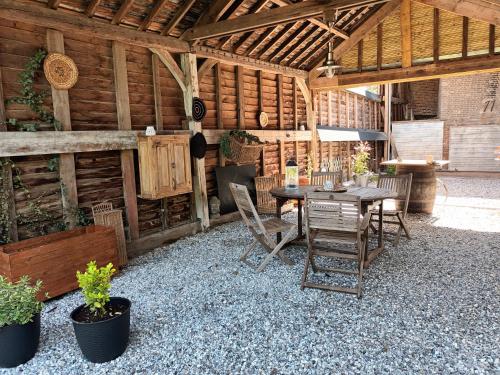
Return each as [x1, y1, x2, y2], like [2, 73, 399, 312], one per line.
[2, 176, 499, 374]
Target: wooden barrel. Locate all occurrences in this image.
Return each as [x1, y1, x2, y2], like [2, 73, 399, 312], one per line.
[396, 164, 436, 214]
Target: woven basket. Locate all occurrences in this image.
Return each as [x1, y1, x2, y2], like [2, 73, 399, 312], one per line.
[43, 52, 78, 90]
[92, 203, 127, 267]
[229, 136, 263, 165]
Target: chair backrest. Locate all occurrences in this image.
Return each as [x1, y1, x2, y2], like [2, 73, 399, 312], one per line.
[305, 192, 362, 234]
[255, 175, 279, 211]
[229, 182, 266, 233]
[311, 171, 343, 186]
[377, 173, 413, 214]
[329, 156, 343, 173]
[92, 202, 113, 216]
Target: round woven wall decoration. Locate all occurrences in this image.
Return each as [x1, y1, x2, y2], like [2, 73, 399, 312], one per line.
[259, 111, 269, 128]
[192, 97, 207, 122]
[43, 53, 78, 90]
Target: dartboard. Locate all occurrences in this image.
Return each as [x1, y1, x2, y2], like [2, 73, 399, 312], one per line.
[192, 97, 206, 122]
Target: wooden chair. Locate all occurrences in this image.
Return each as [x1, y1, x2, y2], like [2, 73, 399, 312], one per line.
[371, 173, 413, 247]
[255, 175, 294, 215]
[301, 192, 371, 298]
[329, 156, 343, 173]
[311, 171, 343, 186]
[229, 183, 297, 272]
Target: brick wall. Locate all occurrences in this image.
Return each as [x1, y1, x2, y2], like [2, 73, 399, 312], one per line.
[409, 79, 439, 119]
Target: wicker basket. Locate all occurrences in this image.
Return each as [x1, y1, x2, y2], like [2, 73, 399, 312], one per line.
[228, 136, 263, 165]
[92, 203, 127, 267]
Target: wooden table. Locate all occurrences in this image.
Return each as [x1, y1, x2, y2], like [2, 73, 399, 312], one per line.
[270, 186, 398, 267]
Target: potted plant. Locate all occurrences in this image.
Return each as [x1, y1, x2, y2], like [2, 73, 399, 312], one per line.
[70, 261, 130, 363]
[352, 142, 372, 187]
[220, 130, 263, 165]
[0, 276, 44, 368]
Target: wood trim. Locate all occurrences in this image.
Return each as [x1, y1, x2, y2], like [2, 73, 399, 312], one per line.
[152, 54, 163, 131]
[236, 65, 245, 129]
[47, 29, 79, 229]
[112, 0, 135, 25]
[400, 0, 412, 68]
[161, 0, 197, 36]
[462, 16, 469, 58]
[85, 0, 102, 17]
[112, 41, 139, 241]
[193, 46, 308, 78]
[150, 48, 187, 92]
[0, 69, 18, 242]
[311, 55, 500, 89]
[433, 8, 440, 63]
[415, 0, 500, 26]
[0, 0, 189, 53]
[203, 129, 312, 144]
[139, 0, 169, 31]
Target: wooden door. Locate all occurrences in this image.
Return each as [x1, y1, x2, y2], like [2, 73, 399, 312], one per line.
[168, 135, 192, 195]
[155, 137, 175, 197]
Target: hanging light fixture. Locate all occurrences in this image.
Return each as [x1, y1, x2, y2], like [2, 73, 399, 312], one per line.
[316, 11, 342, 78]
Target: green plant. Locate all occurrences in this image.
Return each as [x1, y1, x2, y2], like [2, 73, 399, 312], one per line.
[0, 276, 44, 327]
[77, 261, 116, 318]
[352, 142, 372, 175]
[220, 130, 263, 158]
[386, 165, 396, 176]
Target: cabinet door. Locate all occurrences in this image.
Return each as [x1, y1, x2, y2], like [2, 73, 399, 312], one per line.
[155, 138, 175, 197]
[168, 136, 192, 195]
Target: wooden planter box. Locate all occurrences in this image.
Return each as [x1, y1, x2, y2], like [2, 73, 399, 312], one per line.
[0, 225, 119, 300]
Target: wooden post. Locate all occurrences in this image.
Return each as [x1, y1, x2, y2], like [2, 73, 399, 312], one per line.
[433, 8, 440, 64]
[346, 91, 351, 178]
[0, 69, 18, 242]
[236, 65, 245, 129]
[180, 53, 210, 230]
[258, 70, 265, 174]
[462, 17, 469, 58]
[46, 29, 79, 229]
[293, 77, 299, 167]
[278, 74, 285, 173]
[383, 83, 392, 160]
[400, 0, 412, 68]
[377, 23, 383, 70]
[296, 78, 316, 170]
[112, 41, 139, 240]
[215, 63, 225, 167]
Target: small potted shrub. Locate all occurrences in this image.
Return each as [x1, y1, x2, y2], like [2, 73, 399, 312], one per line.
[70, 261, 130, 363]
[220, 130, 263, 165]
[0, 276, 44, 368]
[352, 141, 372, 187]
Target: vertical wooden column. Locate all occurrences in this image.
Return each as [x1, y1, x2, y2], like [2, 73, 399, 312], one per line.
[236, 65, 245, 129]
[400, 0, 412, 68]
[433, 8, 440, 63]
[346, 91, 351, 178]
[215, 63, 226, 167]
[377, 23, 383, 70]
[277, 74, 285, 173]
[297, 78, 316, 170]
[0, 69, 18, 242]
[112, 41, 139, 240]
[327, 91, 333, 166]
[292, 77, 299, 168]
[180, 53, 209, 230]
[383, 83, 392, 161]
[257, 70, 265, 175]
[46, 30, 79, 229]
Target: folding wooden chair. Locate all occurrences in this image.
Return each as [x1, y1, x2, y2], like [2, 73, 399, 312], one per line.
[255, 175, 294, 215]
[371, 173, 413, 247]
[311, 171, 343, 186]
[301, 192, 371, 298]
[229, 183, 297, 272]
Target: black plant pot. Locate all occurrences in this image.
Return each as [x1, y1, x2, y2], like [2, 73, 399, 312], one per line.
[70, 297, 131, 363]
[0, 313, 40, 368]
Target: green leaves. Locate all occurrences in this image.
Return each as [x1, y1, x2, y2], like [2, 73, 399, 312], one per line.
[352, 141, 372, 175]
[0, 276, 44, 327]
[76, 261, 116, 318]
[220, 130, 263, 158]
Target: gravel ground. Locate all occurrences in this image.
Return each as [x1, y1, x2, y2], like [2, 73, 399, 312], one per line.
[2, 177, 499, 374]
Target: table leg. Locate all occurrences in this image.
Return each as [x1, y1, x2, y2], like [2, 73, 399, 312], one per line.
[378, 201, 384, 249]
[276, 198, 284, 243]
[297, 199, 303, 238]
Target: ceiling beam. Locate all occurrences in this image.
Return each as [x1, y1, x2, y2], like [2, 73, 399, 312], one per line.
[48, 0, 63, 9]
[161, 0, 197, 36]
[139, 0, 169, 31]
[256, 23, 296, 59]
[310, 55, 500, 89]
[85, 0, 102, 17]
[183, 0, 388, 41]
[0, 0, 189, 52]
[268, 22, 310, 61]
[193, 45, 308, 78]
[112, 0, 135, 25]
[195, 0, 237, 27]
[309, 0, 401, 80]
[288, 30, 328, 66]
[198, 58, 218, 79]
[400, 0, 412, 67]
[276, 26, 318, 64]
[416, 0, 500, 26]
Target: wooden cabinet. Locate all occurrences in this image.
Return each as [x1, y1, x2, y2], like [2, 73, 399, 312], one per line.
[137, 134, 192, 199]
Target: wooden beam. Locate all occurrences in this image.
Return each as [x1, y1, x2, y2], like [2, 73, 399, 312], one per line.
[162, 0, 197, 36]
[462, 16, 469, 58]
[0, 0, 189, 53]
[86, 0, 102, 17]
[289, 31, 329, 66]
[183, 0, 381, 41]
[203, 129, 312, 144]
[268, 22, 310, 61]
[277, 27, 318, 64]
[310, 55, 500, 89]
[198, 58, 217, 79]
[416, 0, 500, 26]
[377, 23, 383, 70]
[139, 0, 169, 31]
[433, 8, 440, 63]
[112, 41, 139, 241]
[215, 63, 224, 130]
[195, 0, 237, 27]
[400, 0, 412, 68]
[309, 0, 400, 80]
[47, 29, 79, 229]
[0, 69, 18, 242]
[489, 25, 496, 56]
[296, 78, 317, 170]
[293, 77, 299, 164]
[112, 0, 135, 25]
[192, 46, 308, 78]
[256, 23, 296, 59]
[383, 83, 391, 160]
[150, 48, 187, 92]
[244, 28, 273, 56]
[357, 40, 363, 72]
[48, 0, 63, 9]
[236, 65, 245, 129]
[180, 53, 210, 230]
[152, 54, 163, 130]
